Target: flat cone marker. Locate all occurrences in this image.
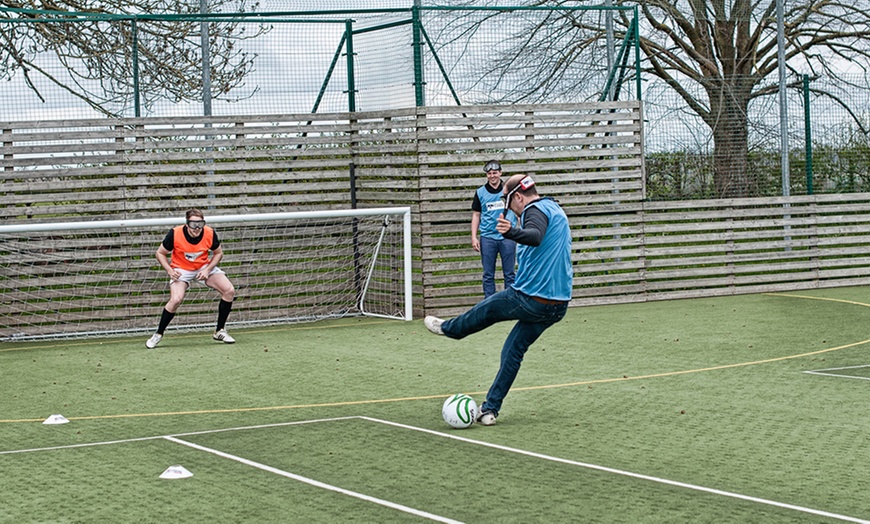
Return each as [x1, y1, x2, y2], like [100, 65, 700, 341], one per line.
[43, 414, 69, 425]
[159, 465, 193, 479]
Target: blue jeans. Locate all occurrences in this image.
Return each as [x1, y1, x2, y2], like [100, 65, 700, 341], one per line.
[480, 236, 516, 298]
[441, 287, 568, 417]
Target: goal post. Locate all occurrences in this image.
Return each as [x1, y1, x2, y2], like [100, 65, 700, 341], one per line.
[0, 207, 413, 342]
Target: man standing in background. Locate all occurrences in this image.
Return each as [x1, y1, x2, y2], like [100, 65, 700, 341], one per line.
[471, 160, 516, 298]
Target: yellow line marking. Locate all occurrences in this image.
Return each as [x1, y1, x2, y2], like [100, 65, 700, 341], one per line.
[6, 336, 866, 424]
[513, 338, 870, 392]
[763, 292, 870, 308]
[2, 293, 867, 423]
[0, 396, 449, 424]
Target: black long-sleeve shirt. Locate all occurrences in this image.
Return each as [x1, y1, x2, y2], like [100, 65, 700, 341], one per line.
[502, 202, 548, 247]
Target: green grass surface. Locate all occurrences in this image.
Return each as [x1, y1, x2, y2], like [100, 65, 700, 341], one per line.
[3, 288, 870, 523]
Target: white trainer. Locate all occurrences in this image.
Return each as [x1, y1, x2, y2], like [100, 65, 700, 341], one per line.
[424, 316, 444, 335]
[476, 409, 497, 426]
[213, 329, 236, 344]
[145, 333, 162, 349]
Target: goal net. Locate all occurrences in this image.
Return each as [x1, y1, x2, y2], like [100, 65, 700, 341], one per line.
[0, 208, 412, 342]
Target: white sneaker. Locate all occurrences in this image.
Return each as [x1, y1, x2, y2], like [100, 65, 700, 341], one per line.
[145, 333, 162, 349]
[476, 409, 497, 426]
[213, 329, 235, 344]
[424, 316, 444, 335]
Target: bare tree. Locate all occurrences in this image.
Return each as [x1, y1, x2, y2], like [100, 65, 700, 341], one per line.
[0, 1, 268, 116]
[435, 0, 870, 197]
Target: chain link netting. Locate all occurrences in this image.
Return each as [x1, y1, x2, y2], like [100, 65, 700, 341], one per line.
[1, 0, 868, 199]
[644, 73, 870, 199]
[0, 6, 622, 118]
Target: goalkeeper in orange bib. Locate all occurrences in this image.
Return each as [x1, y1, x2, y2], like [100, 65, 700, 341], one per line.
[145, 208, 236, 348]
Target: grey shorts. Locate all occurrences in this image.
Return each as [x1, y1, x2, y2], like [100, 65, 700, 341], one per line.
[170, 267, 225, 287]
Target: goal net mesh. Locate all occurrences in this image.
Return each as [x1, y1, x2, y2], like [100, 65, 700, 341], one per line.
[0, 209, 410, 341]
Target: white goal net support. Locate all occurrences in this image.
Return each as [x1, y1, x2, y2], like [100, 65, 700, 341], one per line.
[0, 208, 412, 342]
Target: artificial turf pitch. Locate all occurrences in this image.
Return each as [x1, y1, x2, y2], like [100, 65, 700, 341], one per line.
[3, 288, 870, 523]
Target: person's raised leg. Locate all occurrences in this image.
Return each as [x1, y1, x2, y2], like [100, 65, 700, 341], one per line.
[440, 287, 523, 339]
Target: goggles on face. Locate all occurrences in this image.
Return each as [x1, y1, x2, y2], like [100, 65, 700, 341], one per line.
[483, 161, 502, 173]
[186, 220, 206, 229]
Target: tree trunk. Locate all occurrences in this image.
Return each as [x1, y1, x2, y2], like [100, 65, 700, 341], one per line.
[707, 82, 757, 198]
[712, 117, 756, 197]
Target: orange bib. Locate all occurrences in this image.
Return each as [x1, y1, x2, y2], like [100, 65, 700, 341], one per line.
[170, 225, 215, 271]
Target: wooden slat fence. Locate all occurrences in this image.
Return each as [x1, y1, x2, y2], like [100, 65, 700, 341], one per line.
[3, 102, 870, 338]
[414, 103, 645, 314]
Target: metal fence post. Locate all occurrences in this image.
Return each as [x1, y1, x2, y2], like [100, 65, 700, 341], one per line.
[132, 18, 140, 117]
[345, 20, 356, 112]
[803, 74, 813, 195]
[412, 3, 425, 106]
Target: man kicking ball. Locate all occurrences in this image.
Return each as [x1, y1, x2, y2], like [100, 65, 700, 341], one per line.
[424, 174, 573, 426]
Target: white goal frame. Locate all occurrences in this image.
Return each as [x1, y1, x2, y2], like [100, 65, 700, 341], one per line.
[0, 207, 412, 341]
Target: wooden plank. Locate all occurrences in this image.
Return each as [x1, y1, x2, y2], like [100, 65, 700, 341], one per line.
[9, 103, 870, 334]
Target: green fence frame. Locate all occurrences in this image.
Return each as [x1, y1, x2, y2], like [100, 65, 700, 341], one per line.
[0, 5, 641, 116]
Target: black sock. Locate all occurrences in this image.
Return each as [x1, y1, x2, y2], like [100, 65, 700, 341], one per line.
[157, 309, 175, 335]
[216, 299, 233, 331]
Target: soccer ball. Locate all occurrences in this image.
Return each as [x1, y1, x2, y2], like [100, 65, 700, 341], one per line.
[441, 394, 478, 429]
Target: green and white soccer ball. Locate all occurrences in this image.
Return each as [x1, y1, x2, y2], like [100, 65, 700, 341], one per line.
[441, 393, 478, 429]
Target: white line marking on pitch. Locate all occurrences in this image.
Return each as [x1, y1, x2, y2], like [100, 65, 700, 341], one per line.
[804, 364, 870, 381]
[163, 435, 463, 524]
[0, 416, 359, 455]
[5, 415, 869, 523]
[359, 417, 870, 524]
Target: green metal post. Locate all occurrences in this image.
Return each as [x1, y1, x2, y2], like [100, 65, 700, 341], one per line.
[599, 20, 634, 102]
[412, 5, 425, 106]
[633, 7, 641, 101]
[311, 34, 347, 114]
[420, 25, 461, 105]
[345, 20, 356, 112]
[803, 74, 813, 195]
